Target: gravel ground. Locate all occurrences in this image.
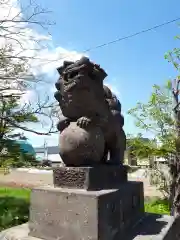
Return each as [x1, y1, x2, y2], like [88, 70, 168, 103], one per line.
[0, 168, 162, 198]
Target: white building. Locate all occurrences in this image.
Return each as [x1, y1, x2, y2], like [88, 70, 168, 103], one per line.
[34, 145, 63, 167]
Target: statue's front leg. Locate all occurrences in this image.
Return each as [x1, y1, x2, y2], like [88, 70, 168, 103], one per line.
[109, 148, 123, 165]
[108, 128, 126, 166]
[57, 117, 70, 132]
[101, 143, 109, 164]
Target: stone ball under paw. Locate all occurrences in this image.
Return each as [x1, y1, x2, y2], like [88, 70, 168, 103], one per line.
[59, 122, 105, 166]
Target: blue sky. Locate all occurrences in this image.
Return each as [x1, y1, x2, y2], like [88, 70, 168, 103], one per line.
[22, 0, 180, 147]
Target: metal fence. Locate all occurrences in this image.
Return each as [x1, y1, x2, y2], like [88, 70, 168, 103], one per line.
[0, 167, 10, 175]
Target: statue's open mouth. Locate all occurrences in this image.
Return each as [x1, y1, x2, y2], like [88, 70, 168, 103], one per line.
[63, 74, 81, 92]
[64, 80, 77, 92]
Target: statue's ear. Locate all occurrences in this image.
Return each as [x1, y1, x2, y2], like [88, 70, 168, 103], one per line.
[64, 61, 74, 67]
[57, 67, 64, 75]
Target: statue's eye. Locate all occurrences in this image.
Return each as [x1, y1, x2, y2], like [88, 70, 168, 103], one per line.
[68, 71, 78, 79]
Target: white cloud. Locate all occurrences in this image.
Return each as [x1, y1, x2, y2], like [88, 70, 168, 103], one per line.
[30, 47, 85, 78]
[19, 90, 35, 105]
[0, 0, 123, 146]
[105, 83, 120, 97]
[104, 78, 121, 99]
[0, 0, 84, 103]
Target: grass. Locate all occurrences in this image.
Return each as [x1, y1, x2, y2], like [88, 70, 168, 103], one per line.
[0, 187, 30, 199]
[0, 187, 170, 231]
[0, 187, 30, 231]
[145, 198, 170, 215]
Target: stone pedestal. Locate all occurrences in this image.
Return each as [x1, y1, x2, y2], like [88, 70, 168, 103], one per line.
[2, 214, 180, 240]
[28, 165, 144, 240]
[1, 165, 179, 239]
[53, 165, 128, 190]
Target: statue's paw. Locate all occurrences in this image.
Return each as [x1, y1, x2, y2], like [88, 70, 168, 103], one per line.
[57, 119, 70, 132]
[77, 117, 91, 128]
[54, 91, 62, 101]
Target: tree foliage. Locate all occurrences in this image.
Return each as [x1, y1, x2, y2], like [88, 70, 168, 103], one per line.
[0, 0, 55, 167]
[127, 33, 180, 159]
[128, 82, 175, 159]
[0, 47, 40, 166]
[164, 34, 180, 216]
[128, 32, 180, 216]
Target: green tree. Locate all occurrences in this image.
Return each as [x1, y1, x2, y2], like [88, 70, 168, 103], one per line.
[128, 34, 180, 216]
[0, 47, 39, 167]
[127, 136, 157, 166]
[164, 35, 180, 216]
[0, 1, 55, 168]
[0, 96, 38, 164]
[128, 82, 175, 159]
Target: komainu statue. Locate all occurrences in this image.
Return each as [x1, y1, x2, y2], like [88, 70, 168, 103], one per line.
[54, 57, 126, 166]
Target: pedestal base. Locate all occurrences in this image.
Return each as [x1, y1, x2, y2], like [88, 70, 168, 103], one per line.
[28, 182, 144, 240]
[1, 213, 180, 240]
[53, 165, 128, 190]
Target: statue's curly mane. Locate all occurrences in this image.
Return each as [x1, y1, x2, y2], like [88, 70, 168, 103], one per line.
[54, 57, 126, 166]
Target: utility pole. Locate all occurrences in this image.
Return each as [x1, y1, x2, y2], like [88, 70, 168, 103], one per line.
[170, 78, 180, 216]
[44, 139, 48, 160]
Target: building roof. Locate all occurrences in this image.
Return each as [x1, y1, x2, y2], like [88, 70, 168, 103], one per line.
[47, 146, 59, 154]
[15, 140, 35, 156]
[34, 146, 59, 154]
[48, 154, 62, 162]
[34, 147, 45, 153]
[34, 146, 61, 162]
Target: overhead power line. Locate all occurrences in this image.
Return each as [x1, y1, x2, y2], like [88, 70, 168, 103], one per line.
[31, 16, 180, 65]
[83, 17, 180, 53]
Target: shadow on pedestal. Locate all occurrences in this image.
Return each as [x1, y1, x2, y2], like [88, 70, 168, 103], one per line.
[127, 213, 180, 240]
